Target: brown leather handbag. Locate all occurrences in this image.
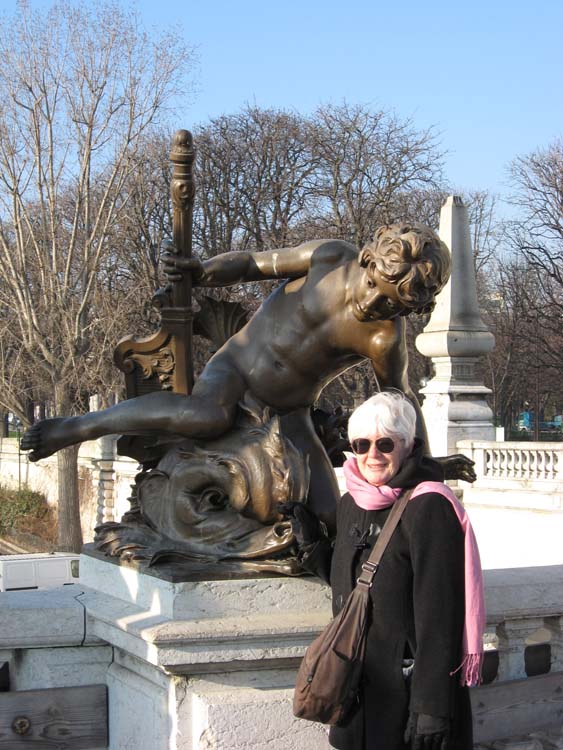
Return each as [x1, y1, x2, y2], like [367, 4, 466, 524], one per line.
[293, 488, 413, 726]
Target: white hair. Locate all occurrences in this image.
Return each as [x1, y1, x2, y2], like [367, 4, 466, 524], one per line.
[348, 391, 416, 452]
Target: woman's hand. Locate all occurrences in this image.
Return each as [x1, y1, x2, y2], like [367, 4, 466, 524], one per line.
[404, 712, 450, 750]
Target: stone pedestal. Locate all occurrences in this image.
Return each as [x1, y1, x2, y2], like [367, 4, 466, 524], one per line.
[416, 196, 496, 458]
[78, 551, 332, 749]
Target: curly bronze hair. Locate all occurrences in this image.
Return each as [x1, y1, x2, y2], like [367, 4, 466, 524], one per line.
[358, 223, 451, 314]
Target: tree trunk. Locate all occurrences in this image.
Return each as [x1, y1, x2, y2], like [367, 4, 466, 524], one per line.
[1, 412, 8, 437]
[25, 397, 35, 426]
[57, 444, 83, 552]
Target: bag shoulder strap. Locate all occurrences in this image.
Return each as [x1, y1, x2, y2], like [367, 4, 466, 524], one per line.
[356, 487, 414, 588]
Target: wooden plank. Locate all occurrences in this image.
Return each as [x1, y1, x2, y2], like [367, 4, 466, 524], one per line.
[472, 671, 563, 742]
[0, 684, 107, 748]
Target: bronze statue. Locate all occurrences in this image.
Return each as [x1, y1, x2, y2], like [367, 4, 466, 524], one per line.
[21, 131, 474, 573]
[95, 393, 310, 574]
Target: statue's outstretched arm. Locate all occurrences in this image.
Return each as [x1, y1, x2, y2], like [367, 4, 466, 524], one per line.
[163, 239, 337, 287]
[367, 319, 431, 453]
[367, 321, 476, 482]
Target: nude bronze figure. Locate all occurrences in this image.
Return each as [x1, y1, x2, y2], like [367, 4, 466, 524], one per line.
[22, 222, 473, 541]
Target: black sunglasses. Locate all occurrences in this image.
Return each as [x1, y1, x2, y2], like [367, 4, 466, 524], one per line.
[351, 437, 396, 455]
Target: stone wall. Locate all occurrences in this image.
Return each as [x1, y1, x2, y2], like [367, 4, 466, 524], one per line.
[0, 436, 138, 542]
[1, 562, 562, 748]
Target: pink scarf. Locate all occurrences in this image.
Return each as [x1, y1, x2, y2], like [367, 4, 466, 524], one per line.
[343, 457, 485, 687]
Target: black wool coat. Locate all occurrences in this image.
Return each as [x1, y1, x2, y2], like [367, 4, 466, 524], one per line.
[303, 446, 473, 750]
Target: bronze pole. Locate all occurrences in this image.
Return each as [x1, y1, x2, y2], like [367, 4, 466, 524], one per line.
[170, 129, 195, 306]
[168, 129, 196, 392]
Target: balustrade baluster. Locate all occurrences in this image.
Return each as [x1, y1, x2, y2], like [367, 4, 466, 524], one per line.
[523, 449, 530, 479]
[538, 449, 546, 479]
[547, 450, 555, 480]
[543, 615, 563, 672]
[495, 618, 545, 681]
[505, 448, 512, 479]
[485, 448, 492, 477]
[513, 448, 520, 479]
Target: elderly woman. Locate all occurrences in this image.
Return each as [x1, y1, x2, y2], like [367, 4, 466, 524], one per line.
[286, 391, 484, 750]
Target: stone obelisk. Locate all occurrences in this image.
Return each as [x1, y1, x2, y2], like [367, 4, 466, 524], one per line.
[416, 196, 495, 457]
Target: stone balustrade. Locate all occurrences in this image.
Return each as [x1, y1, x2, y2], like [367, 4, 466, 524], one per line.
[483, 566, 563, 680]
[458, 439, 563, 509]
[473, 566, 563, 747]
[483, 443, 560, 481]
[0, 435, 137, 541]
[0, 563, 562, 748]
[453, 440, 563, 571]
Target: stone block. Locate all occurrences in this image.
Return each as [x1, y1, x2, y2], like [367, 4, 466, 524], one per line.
[0, 588, 86, 647]
[484, 566, 563, 622]
[187, 674, 329, 750]
[106, 653, 174, 750]
[9, 645, 112, 690]
[79, 553, 332, 620]
[81, 584, 330, 675]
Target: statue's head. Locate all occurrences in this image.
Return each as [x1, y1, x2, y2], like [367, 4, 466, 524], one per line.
[355, 223, 451, 319]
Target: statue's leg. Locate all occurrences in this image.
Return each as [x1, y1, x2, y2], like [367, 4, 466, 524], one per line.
[21, 354, 247, 461]
[279, 408, 339, 535]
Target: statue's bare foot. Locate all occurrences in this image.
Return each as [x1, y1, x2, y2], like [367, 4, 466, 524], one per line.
[20, 418, 75, 461]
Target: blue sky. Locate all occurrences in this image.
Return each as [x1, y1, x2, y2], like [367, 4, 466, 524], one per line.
[4, 0, 562, 213]
[149, 0, 562, 207]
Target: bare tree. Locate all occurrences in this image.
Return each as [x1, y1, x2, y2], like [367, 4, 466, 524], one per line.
[463, 190, 504, 273]
[509, 139, 563, 269]
[189, 103, 445, 255]
[110, 133, 174, 299]
[481, 259, 536, 429]
[194, 107, 317, 254]
[505, 139, 563, 374]
[476, 244, 563, 436]
[308, 103, 444, 247]
[0, 0, 195, 550]
[0, 319, 39, 425]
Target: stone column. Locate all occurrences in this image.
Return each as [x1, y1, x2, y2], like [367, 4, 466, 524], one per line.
[88, 394, 118, 525]
[94, 435, 117, 525]
[416, 196, 495, 458]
